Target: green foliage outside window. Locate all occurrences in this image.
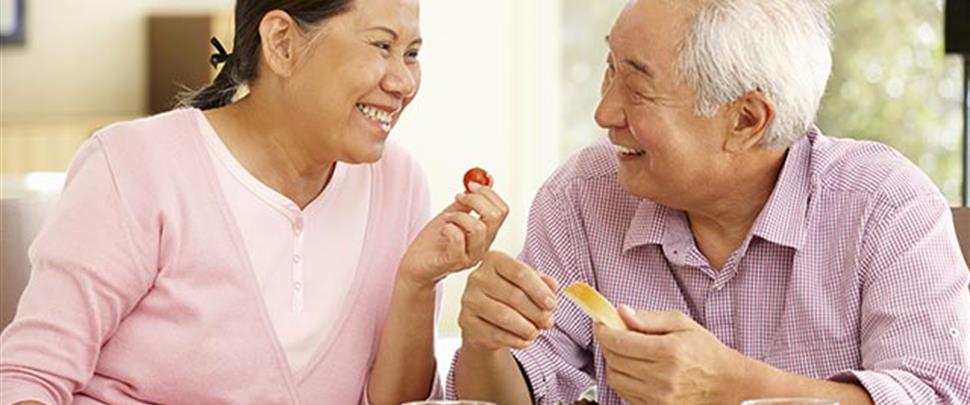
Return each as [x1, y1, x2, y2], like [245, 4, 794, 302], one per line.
[820, 0, 964, 204]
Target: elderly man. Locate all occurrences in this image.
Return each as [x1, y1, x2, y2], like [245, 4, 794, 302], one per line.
[448, 0, 970, 404]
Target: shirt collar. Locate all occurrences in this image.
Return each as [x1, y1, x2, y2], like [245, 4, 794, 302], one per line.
[621, 128, 816, 253]
[748, 128, 816, 250]
[623, 200, 667, 252]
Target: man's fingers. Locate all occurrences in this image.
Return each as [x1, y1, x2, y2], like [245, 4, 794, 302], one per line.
[539, 273, 560, 293]
[464, 294, 540, 343]
[594, 323, 673, 362]
[493, 259, 557, 311]
[480, 274, 554, 330]
[459, 312, 530, 350]
[619, 306, 695, 334]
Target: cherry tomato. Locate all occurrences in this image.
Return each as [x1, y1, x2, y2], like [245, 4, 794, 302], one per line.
[463, 167, 492, 192]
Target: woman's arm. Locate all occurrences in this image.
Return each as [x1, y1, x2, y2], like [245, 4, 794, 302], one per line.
[0, 139, 157, 405]
[366, 183, 509, 405]
[366, 276, 440, 405]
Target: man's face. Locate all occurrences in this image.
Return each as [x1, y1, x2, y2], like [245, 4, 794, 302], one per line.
[595, 0, 734, 209]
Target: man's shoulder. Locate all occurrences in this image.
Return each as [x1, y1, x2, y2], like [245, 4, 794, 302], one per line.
[541, 140, 622, 195]
[809, 133, 942, 206]
[530, 140, 641, 236]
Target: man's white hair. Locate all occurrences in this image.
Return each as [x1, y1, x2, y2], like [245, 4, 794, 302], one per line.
[676, 0, 833, 148]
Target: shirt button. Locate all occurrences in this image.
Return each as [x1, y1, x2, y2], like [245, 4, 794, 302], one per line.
[713, 285, 723, 292]
[949, 328, 960, 337]
[294, 282, 303, 291]
[293, 255, 302, 264]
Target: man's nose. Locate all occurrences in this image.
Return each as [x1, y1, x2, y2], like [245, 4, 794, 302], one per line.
[595, 79, 626, 129]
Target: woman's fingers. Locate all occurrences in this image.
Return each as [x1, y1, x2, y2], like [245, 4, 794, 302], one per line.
[468, 183, 510, 221]
[443, 212, 487, 262]
[455, 191, 506, 240]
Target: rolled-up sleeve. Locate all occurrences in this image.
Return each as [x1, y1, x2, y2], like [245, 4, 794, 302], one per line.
[830, 192, 970, 404]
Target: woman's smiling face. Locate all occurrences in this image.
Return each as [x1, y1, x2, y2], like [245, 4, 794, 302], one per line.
[282, 0, 422, 164]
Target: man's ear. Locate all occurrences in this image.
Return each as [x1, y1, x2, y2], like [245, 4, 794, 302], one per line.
[724, 90, 775, 153]
[258, 10, 301, 78]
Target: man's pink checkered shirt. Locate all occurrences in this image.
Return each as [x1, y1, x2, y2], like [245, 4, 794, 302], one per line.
[447, 129, 970, 404]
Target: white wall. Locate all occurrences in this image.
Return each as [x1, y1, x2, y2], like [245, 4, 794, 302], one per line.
[394, 0, 563, 337]
[0, 0, 233, 119]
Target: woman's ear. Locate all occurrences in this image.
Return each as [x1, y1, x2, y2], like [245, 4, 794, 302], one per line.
[258, 10, 301, 78]
[724, 90, 775, 153]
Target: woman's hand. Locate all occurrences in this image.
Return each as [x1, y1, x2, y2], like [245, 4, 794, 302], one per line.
[399, 181, 509, 289]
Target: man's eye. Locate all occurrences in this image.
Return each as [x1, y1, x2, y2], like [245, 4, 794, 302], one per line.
[406, 49, 420, 59]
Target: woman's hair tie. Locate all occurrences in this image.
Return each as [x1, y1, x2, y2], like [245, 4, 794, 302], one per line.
[209, 37, 232, 68]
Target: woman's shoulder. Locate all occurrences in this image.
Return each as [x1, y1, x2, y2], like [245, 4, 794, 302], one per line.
[78, 109, 212, 202]
[92, 108, 201, 153]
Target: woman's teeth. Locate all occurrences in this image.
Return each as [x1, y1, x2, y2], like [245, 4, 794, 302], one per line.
[356, 103, 393, 131]
[615, 144, 646, 156]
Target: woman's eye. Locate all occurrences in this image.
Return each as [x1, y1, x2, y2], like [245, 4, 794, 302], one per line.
[372, 41, 392, 51]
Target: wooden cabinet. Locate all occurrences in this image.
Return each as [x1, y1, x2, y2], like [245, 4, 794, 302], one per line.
[146, 13, 232, 114]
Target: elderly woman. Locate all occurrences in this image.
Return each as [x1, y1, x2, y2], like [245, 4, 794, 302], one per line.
[0, 0, 507, 404]
[451, 1, 970, 404]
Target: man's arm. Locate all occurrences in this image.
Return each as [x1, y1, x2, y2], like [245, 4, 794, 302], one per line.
[738, 355, 874, 404]
[834, 191, 970, 403]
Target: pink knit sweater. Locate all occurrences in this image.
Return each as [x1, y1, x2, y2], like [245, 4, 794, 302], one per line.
[0, 109, 433, 404]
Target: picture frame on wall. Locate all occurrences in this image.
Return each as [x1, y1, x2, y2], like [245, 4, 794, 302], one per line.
[0, 0, 25, 45]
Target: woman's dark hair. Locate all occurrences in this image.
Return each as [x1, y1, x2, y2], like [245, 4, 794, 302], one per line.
[179, 0, 354, 110]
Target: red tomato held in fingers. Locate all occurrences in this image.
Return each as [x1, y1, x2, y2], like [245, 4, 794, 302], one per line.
[463, 167, 492, 192]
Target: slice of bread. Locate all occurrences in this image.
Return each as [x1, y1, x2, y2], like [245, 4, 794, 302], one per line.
[563, 282, 627, 330]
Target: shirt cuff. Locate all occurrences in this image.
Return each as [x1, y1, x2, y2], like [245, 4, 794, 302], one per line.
[829, 369, 910, 405]
[445, 350, 460, 400]
[511, 346, 555, 404]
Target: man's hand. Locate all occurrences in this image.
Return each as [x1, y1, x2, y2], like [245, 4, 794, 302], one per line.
[593, 305, 748, 405]
[458, 251, 559, 351]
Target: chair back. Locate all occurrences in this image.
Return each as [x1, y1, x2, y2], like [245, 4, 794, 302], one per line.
[953, 207, 970, 267]
[1, 195, 58, 331]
